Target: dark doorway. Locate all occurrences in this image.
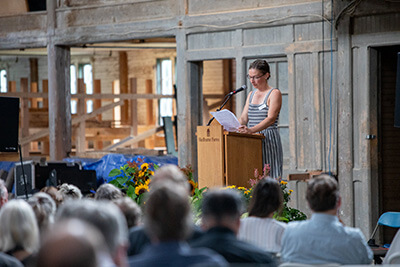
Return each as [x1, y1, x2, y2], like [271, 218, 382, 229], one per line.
[378, 45, 400, 243]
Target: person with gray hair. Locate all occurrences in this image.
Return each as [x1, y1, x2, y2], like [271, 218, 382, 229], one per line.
[0, 199, 40, 266]
[58, 183, 82, 200]
[150, 164, 190, 192]
[190, 188, 276, 266]
[281, 174, 373, 265]
[128, 182, 227, 267]
[56, 199, 128, 267]
[113, 197, 142, 229]
[0, 179, 8, 209]
[27, 192, 57, 236]
[95, 183, 123, 201]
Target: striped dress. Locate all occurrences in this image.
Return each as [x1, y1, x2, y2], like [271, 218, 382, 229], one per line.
[248, 89, 283, 178]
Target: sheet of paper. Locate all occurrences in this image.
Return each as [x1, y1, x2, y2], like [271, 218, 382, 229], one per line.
[210, 109, 241, 132]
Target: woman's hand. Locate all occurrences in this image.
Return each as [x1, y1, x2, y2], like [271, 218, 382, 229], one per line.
[238, 125, 253, 134]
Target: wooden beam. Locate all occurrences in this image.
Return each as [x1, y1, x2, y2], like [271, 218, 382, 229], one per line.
[30, 58, 39, 108]
[130, 77, 138, 148]
[119, 51, 129, 124]
[20, 100, 124, 145]
[47, 44, 71, 160]
[0, 92, 174, 100]
[30, 82, 38, 108]
[42, 80, 48, 108]
[76, 78, 86, 154]
[104, 126, 163, 151]
[20, 78, 30, 158]
[146, 79, 154, 125]
[93, 79, 102, 149]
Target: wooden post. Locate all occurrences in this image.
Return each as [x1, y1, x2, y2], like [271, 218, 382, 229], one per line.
[47, 44, 71, 160]
[93, 79, 103, 150]
[119, 52, 129, 124]
[41, 80, 49, 155]
[76, 78, 86, 154]
[8, 81, 16, 92]
[30, 58, 39, 108]
[222, 59, 233, 111]
[42, 80, 48, 108]
[145, 79, 154, 125]
[130, 77, 138, 148]
[20, 78, 30, 158]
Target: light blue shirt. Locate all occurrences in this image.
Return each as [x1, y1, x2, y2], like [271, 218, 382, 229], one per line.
[281, 213, 373, 265]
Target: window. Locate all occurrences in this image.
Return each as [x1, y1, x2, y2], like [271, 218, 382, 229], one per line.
[0, 69, 7, 93]
[70, 65, 77, 114]
[156, 58, 174, 125]
[83, 64, 93, 113]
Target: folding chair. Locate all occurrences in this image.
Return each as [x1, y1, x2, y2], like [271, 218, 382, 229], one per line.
[370, 212, 400, 242]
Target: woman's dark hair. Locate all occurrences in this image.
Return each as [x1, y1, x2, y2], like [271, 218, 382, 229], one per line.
[249, 59, 271, 80]
[248, 178, 283, 217]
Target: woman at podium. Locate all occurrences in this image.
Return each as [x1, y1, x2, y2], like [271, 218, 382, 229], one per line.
[238, 59, 283, 178]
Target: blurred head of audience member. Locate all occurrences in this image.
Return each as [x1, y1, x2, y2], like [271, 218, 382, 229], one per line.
[0, 179, 8, 208]
[95, 183, 123, 201]
[0, 199, 40, 265]
[40, 186, 63, 208]
[28, 192, 57, 235]
[113, 197, 142, 229]
[36, 219, 108, 267]
[248, 178, 283, 218]
[201, 189, 244, 234]
[58, 183, 82, 201]
[145, 182, 192, 242]
[150, 164, 189, 192]
[56, 199, 128, 267]
[306, 174, 340, 214]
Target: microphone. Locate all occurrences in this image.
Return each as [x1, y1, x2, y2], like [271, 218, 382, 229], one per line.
[229, 85, 247, 95]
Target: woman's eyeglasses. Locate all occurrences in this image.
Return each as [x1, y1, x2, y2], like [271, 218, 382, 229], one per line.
[246, 73, 266, 81]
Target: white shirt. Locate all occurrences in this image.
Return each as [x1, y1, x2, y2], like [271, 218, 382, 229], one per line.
[238, 216, 286, 253]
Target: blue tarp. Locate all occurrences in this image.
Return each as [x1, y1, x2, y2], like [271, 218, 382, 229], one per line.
[64, 153, 178, 184]
[0, 161, 16, 172]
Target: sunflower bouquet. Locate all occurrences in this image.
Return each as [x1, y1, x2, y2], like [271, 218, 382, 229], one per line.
[108, 159, 157, 204]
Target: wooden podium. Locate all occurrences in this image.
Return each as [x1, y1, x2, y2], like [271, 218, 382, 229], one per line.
[197, 126, 264, 189]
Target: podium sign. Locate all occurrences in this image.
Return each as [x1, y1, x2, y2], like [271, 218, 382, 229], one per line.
[197, 126, 263, 189]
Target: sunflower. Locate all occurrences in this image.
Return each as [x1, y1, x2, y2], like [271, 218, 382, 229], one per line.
[135, 184, 149, 195]
[188, 179, 198, 196]
[141, 163, 149, 171]
[280, 180, 288, 185]
[145, 179, 151, 186]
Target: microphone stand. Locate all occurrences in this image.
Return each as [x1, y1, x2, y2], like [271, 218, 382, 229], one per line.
[207, 93, 233, 126]
[18, 144, 29, 199]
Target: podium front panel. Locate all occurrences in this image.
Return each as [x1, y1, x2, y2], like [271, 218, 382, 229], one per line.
[197, 126, 224, 189]
[224, 133, 263, 188]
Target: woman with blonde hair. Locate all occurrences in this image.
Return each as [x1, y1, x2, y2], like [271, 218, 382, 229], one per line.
[0, 199, 40, 266]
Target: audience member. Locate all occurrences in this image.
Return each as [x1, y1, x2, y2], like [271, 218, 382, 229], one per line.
[36, 219, 110, 267]
[58, 183, 82, 200]
[27, 192, 57, 236]
[128, 182, 227, 267]
[127, 164, 203, 257]
[190, 188, 276, 266]
[0, 179, 8, 208]
[40, 186, 63, 208]
[113, 197, 142, 229]
[238, 178, 286, 254]
[56, 199, 128, 267]
[281, 174, 373, 264]
[0, 199, 40, 266]
[95, 183, 123, 201]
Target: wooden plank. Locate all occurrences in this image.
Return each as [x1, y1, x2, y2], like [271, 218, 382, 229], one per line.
[104, 126, 163, 151]
[119, 52, 129, 124]
[30, 82, 38, 108]
[20, 100, 124, 145]
[130, 77, 138, 148]
[30, 58, 39, 108]
[0, 92, 174, 100]
[8, 81, 16, 92]
[77, 78, 86, 154]
[42, 80, 48, 108]
[93, 79, 103, 150]
[20, 78, 30, 158]
[145, 79, 154, 125]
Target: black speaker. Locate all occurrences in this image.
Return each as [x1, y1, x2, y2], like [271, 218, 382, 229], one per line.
[14, 161, 35, 198]
[0, 97, 19, 152]
[395, 53, 400, 127]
